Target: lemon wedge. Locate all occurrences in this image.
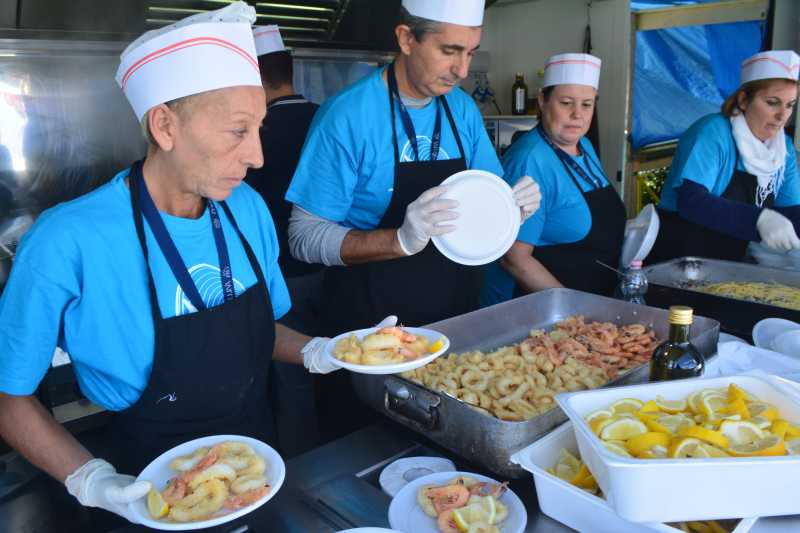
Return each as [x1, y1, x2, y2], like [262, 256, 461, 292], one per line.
[147, 488, 169, 519]
[698, 391, 727, 418]
[658, 414, 695, 435]
[625, 432, 671, 456]
[611, 398, 644, 414]
[585, 409, 613, 424]
[719, 420, 765, 446]
[750, 415, 772, 429]
[428, 337, 445, 353]
[786, 438, 800, 456]
[590, 417, 616, 436]
[602, 440, 633, 457]
[785, 424, 800, 438]
[726, 398, 750, 420]
[696, 442, 730, 458]
[727, 383, 752, 403]
[687, 390, 704, 414]
[639, 400, 661, 413]
[452, 508, 470, 532]
[600, 418, 648, 441]
[636, 413, 672, 434]
[668, 437, 703, 458]
[728, 435, 786, 457]
[655, 395, 687, 414]
[747, 402, 778, 421]
[677, 426, 729, 449]
[772, 419, 789, 440]
[475, 495, 497, 525]
[638, 444, 668, 459]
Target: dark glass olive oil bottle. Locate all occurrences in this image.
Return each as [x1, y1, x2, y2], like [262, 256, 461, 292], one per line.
[649, 306, 705, 381]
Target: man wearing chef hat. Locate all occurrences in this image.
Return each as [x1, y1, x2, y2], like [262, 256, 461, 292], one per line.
[284, 0, 541, 440]
[651, 49, 800, 263]
[482, 52, 627, 306]
[0, 2, 347, 526]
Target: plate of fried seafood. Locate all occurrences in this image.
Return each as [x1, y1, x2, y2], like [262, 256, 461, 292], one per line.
[327, 326, 450, 375]
[388, 471, 526, 533]
[130, 435, 285, 530]
[401, 316, 660, 422]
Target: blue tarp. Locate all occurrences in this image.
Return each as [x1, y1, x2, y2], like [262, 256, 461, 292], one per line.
[631, 1, 764, 149]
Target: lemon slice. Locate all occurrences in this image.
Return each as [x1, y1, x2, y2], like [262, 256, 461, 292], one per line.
[556, 449, 581, 472]
[611, 398, 644, 414]
[787, 424, 800, 438]
[639, 400, 661, 413]
[668, 437, 702, 458]
[428, 337, 445, 353]
[625, 432, 671, 456]
[655, 395, 687, 414]
[750, 415, 772, 429]
[720, 420, 765, 446]
[452, 508, 470, 532]
[602, 440, 633, 457]
[727, 383, 752, 403]
[728, 435, 786, 457]
[677, 426, 730, 449]
[638, 444, 668, 459]
[687, 390, 704, 414]
[726, 398, 750, 420]
[555, 463, 577, 482]
[698, 391, 727, 418]
[475, 495, 496, 525]
[786, 438, 800, 456]
[585, 409, 613, 424]
[147, 488, 169, 519]
[696, 442, 730, 457]
[772, 419, 789, 440]
[658, 414, 695, 435]
[600, 418, 648, 441]
[636, 412, 672, 434]
[747, 402, 778, 421]
[590, 417, 616, 436]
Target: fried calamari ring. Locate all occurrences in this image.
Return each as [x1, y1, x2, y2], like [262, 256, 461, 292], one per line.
[230, 474, 268, 495]
[169, 478, 227, 522]
[461, 368, 489, 392]
[239, 454, 267, 477]
[169, 447, 210, 472]
[361, 333, 402, 351]
[188, 463, 237, 490]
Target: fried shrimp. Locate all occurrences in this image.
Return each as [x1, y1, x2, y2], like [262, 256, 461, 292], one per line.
[224, 486, 270, 510]
[168, 479, 227, 522]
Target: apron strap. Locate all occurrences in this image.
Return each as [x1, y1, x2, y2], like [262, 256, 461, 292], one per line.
[387, 63, 443, 163]
[218, 201, 268, 287]
[440, 95, 467, 161]
[538, 125, 604, 190]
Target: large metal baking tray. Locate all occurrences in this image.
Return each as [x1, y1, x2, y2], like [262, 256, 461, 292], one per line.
[644, 257, 799, 340]
[352, 288, 719, 478]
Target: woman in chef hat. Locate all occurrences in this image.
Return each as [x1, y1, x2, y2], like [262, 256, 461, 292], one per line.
[651, 50, 800, 262]
[483, 52, 626, 305]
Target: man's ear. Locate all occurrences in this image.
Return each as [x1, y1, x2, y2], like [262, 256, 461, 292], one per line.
[395, 24, 415, 57]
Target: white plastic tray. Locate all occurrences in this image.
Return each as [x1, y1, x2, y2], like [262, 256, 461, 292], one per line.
[555, 374, 800, 523]
[510, 422, 758, 533]
[324, 327, 450, 375]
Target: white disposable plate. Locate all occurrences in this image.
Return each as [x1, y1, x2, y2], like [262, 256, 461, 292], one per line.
[130, 435, 286, 531]
[510, 422, 759, 533]
[752, 318, 800, 350]
[379, 456, 456, 497]
[556, 374, 800, 523]
[432, 170, 520, 266]
[325, 327, 450, 375]
[388, 471, 527, 533]
[718, 332, 747, 345]
[621, 203, 660, 267]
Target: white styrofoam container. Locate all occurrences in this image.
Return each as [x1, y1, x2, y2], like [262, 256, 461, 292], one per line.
[555, 374, 800, 523]
[510, 422, 758, 533]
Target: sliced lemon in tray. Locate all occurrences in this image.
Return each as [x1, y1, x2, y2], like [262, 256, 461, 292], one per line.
[147, 487, 169, 519]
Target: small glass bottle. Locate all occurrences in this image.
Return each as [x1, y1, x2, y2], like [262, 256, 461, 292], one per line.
[511, 72, 528, 115]
[649, 306, 705, 382]
[617, 260, 648, 305]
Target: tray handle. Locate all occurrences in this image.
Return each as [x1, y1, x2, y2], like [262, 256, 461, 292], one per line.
[383, 377, 440, 431]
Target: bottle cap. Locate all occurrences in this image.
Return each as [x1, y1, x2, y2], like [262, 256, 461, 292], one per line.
[668, 306, 693, 325]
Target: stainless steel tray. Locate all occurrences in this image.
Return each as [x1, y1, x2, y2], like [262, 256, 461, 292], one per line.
[644, 257, 800, 339]
[352, 288, 720, 478]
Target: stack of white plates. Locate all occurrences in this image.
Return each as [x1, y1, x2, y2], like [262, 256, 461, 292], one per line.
[748, 242, 800, 271]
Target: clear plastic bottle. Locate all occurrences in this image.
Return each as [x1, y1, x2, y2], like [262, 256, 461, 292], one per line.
[617, 260, 648, 305]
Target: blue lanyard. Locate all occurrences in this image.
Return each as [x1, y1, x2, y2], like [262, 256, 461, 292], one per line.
[538, 125, 604, 189]
[388, 63, 442, 162]
[135, 170, 234, 312]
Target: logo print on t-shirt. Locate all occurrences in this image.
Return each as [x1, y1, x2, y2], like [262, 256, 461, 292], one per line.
[400, 135, 450, 163]
[174, 263, 246, 316]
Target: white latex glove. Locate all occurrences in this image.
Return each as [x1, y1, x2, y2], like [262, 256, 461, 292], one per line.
[512, 176, 541, 222]
[396, 186, 459, 256]
[303, 315, 399, 374]
[757, 208, 800, 251]
[65, 458, 151, 523]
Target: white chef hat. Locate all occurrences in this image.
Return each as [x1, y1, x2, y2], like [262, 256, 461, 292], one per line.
[254, 25, 285, 56]
[543, 53, 602, 89]
[740, 50, 800, 85]
[116, 1, 261, 120]
[402, 0, 485, 27]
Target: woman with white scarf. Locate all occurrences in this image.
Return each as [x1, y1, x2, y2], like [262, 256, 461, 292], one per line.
[651, 50, 800, 263]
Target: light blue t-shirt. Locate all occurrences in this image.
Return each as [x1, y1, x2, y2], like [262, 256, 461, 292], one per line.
[480, 128, 609, 307]
[0, 169, 291, 411]
[285, 67, 503, 229]
[659, 113, 800, 211]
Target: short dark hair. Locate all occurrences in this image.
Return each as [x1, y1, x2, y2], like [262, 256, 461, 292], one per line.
[398, 6, 442, 41]
[258, 50, 293, 90]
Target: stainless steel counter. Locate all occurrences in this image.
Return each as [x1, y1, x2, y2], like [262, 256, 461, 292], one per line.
[3, 421, 799, 532]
